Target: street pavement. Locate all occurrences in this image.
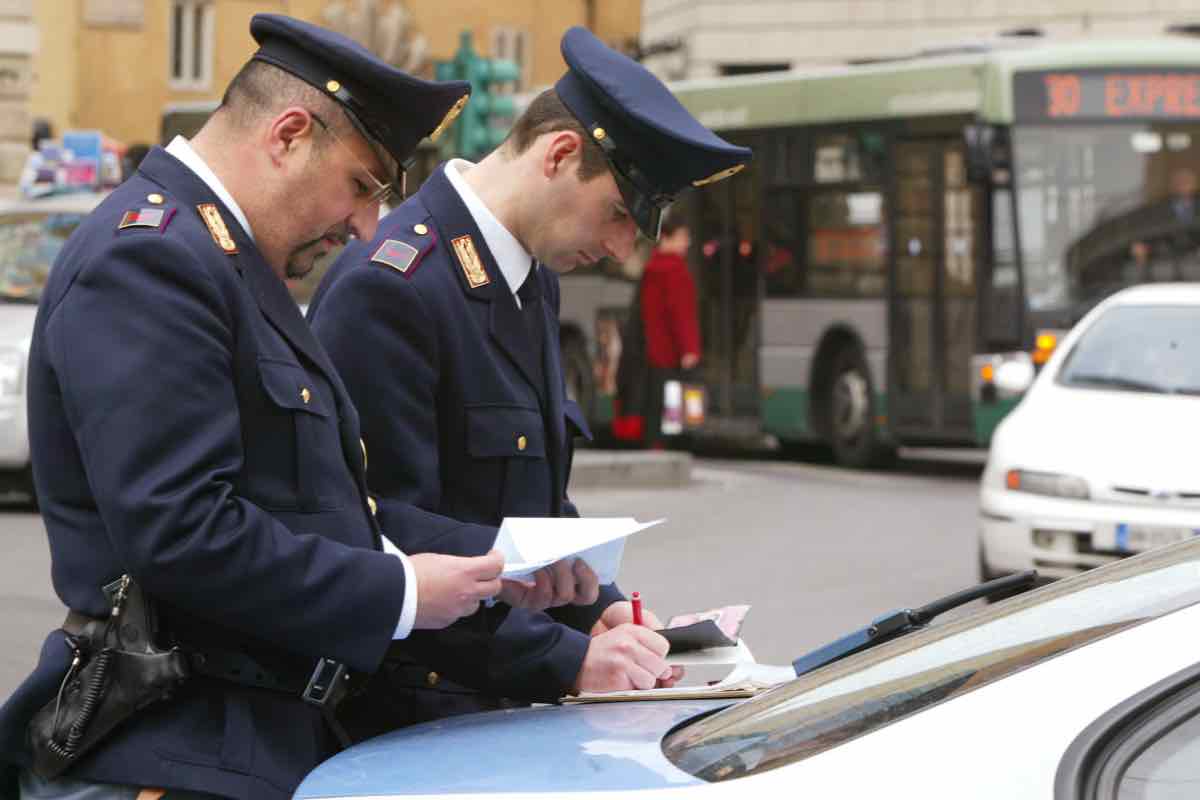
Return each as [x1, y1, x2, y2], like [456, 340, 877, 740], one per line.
[0, 449, 984, 698]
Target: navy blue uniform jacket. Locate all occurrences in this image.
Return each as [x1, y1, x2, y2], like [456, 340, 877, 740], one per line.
[0, 148, 407, 799]
[307, 166, 621, 708]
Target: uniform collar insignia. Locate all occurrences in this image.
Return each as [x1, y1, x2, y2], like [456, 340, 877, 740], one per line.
[451, 234, 491, 288]
[197, 203, 239, 254]
[370, 239, 420, 273]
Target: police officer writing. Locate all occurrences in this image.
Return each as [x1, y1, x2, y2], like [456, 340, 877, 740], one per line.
[0, 15, 510, 800]
[307, 27, 752, 732]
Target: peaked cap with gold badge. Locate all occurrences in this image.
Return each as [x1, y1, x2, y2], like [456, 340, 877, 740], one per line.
[250, 14, 470, 184]
[554, 26, 753, 239]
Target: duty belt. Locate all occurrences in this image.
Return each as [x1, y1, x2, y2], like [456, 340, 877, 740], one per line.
[62, 611, 356, 747]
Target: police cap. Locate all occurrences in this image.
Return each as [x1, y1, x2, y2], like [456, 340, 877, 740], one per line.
[250, 14, 469, 182]
[554, 26, 753, 239]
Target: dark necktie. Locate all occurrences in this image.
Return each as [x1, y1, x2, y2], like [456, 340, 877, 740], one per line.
[517, 261, 544, 359]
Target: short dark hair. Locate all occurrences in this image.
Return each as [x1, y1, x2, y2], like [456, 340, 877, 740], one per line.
[503, 89, 609, 180]
[219, 59, 397, 178]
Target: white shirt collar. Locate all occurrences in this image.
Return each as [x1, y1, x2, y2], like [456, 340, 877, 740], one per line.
[165, 135, 254, 243]
[443, 159, 532, 304]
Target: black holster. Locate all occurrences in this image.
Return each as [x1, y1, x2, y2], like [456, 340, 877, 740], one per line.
[27, 576, 189, 780]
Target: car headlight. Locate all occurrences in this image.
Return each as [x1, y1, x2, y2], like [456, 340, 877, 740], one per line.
[0, 349, 26, 397]
[1005, 469, 1090, 500]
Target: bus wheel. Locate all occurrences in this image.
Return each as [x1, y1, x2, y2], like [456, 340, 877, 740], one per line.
[828, 348, 891, 468]
[561, 336, 595, 418]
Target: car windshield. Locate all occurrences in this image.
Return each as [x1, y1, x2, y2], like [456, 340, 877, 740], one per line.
[1056, 304, 1200, 396]
[0, 210, 88, 303]
[663, 541, 1200, 782]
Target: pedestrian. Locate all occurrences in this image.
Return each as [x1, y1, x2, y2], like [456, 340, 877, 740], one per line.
[306, 26, 752, 734]
[639, 212, 702, 446]
[0, 14, 509, 800]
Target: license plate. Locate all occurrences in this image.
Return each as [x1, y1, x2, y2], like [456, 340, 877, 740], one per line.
[1114, 523, 1199, 553]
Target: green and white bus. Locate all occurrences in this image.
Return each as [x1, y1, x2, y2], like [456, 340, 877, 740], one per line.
[562, 37, 1200, 466]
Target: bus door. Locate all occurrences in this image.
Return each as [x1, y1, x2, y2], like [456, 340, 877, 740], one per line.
[691, 169, 762, 427]
[890, 138, 981, 438]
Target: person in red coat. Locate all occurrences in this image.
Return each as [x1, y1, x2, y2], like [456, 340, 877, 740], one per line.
[639, 214, 701, 444]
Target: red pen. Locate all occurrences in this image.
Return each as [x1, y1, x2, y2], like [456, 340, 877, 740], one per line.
[631, 591, 644, 627]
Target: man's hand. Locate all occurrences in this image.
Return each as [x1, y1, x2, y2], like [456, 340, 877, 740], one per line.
[410, 549, 504, 630]
[681, 352, 700, 370]
[574, 624, 673, 693]
[589, 602, 683, 688]
[497, 558, 600, 612]
[590, 600, 663, 635]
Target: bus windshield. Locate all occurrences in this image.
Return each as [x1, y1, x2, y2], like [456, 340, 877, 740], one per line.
[1012, 124, 1200, 321]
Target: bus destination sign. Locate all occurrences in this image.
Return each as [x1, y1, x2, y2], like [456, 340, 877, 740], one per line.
[1015, 69, 1200, 122]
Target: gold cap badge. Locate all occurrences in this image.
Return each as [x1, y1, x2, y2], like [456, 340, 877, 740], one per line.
[692, 164, 746, 187]
[430, 95, 469, 142]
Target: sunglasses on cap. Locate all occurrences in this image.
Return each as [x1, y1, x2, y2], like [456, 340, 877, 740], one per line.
[592, 130, 673, 240]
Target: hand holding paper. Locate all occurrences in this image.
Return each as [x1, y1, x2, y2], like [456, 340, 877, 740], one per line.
[492, 517, 664, 585]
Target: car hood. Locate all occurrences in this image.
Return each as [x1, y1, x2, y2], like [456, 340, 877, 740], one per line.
[998, 383, 1200, 488]
[295, 699, 728, 798]
[0, 305, 37, 352]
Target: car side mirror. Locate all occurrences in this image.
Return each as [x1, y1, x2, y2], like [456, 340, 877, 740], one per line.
[994, 360, 1035, 394]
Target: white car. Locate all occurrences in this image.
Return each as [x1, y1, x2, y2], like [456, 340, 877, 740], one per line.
[981, 283, 1200, 581]
[295, 543, 1200, 799]
[0, 191, 106, 497]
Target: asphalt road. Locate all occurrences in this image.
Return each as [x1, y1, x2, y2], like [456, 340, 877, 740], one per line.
[0, 449, 984, 697]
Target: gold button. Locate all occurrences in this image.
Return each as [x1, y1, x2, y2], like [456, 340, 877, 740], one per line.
[146, 193, 164, 205]
[367, 496, 377, 516]
[426, 671, 439, 687]
[517, 435, 527, 451]
[300, 387, 311, 405]
[413, 223, 428, 235]
[592, 127, 606, 141]
[326, 79, 341, 93]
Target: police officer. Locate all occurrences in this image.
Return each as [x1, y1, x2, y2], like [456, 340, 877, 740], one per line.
[0, 15, 510, 800]
[307, 27, 752, 730]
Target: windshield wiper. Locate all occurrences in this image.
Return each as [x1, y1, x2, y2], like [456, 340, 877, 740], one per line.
[1065, 373, 1167, 393]
[790, 571, 1038, 678]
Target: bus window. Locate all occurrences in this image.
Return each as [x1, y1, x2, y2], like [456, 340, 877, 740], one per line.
[807, 190, 886, 297]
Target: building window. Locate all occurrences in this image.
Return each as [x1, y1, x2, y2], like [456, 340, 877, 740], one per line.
[490, 27, 530, 93]
[169, 0, 214, 90]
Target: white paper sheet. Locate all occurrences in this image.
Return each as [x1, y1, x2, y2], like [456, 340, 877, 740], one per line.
[493, 517, 663, 585]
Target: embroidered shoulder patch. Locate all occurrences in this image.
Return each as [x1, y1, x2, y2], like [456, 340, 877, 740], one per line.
[451, 234, 490, 288]
[370, 239, 420, 273]
[118, 208, 171, 231]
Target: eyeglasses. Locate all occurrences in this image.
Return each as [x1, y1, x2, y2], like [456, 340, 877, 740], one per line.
[310, 112, 403, 207]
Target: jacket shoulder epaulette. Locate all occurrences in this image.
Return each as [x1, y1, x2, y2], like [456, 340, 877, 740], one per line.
[367, 215, 436, 279]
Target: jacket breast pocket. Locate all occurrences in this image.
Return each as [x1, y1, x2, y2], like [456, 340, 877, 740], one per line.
[247, 357, 347, 512]
[463, 404, 550, 520]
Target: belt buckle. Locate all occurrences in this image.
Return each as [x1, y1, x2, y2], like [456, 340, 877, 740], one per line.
[302, 657, 346, 708]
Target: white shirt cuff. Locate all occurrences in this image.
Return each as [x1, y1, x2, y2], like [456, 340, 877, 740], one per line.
[381, 535, 418, 639]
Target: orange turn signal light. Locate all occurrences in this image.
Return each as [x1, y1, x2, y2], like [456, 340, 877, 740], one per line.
[1006, 470, 1021, 490]
[980, 363, 995, 382]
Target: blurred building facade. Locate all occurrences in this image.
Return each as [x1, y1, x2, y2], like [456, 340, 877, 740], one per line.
[642, 0, 1200, 80]
[8, 0, 639, 185]
[1, 0, 36, 185]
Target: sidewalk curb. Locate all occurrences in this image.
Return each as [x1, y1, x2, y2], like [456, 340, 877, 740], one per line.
[569, 450, 693, 489]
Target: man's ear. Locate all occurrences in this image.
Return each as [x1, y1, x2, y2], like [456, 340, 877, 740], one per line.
[541, 130, 584, 179]
[265, 107, 316, 167]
